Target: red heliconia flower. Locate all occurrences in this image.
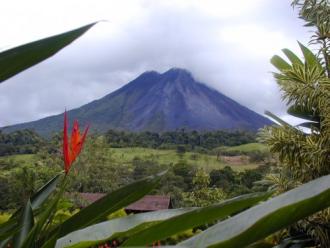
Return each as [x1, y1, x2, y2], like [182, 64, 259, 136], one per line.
[63, 111, 89, 174]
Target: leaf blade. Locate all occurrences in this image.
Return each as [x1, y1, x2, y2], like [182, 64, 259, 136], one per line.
[264, 111, 291, 127]
[55, 208, 191, 248]
[297, 41, 322, 70]
[282, 48, 303, 66]
[0, 23, 96, 84]
[13, 200, 34, 248]
[56, 173, 163, 239]
[0, 173, 62, 242]
[123, 192, 271, 246]
[271, 55, 291, 71]
[31, 173, 62, 210]
[179, 175, 330, 247]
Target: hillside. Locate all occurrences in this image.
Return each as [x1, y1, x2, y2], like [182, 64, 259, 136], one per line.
[2, 68, 272, 136]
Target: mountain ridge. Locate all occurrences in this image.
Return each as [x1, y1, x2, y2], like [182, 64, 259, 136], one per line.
[2, 68, 272, 136]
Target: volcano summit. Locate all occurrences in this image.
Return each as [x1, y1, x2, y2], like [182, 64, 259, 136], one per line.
[2, 68, 272, 136]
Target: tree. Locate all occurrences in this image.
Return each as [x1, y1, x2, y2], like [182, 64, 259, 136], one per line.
[209, 166, 236, 191]
[176, 145, 186, 158]
[260, 0, 330, 182]
[183, 169, 226, 207]
[173, 160, 197, 190]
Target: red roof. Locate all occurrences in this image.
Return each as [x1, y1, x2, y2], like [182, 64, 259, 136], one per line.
[125, 195, 171, 212]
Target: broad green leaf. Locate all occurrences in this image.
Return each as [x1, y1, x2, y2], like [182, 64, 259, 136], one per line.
[55, 208, 191, 248]
[52, 172, 163, 245]
[282, 49, 303, 66]
[271, 55, 291, 71]
[21, 177, 69, 248]
[179, 175, 330, 248]
[0, 23, 96, 84]
[30, 173, 62, 210]
[298, 41, 322, 70]
[0, 173, 61, 242]
[13, 200, 34, 248]
[123, 192, 271, 246]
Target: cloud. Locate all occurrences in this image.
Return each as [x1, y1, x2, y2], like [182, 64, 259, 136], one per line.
[0, 0, 310, 127]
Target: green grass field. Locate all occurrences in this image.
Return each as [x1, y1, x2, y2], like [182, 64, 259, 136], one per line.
[108, 147, 258, 172]
[219, 143, 269, 153]
[0, 154, 37, 165]
[0, 144, 264, 172]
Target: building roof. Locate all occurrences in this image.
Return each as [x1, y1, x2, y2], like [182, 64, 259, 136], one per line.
[125, 195, 171, 212]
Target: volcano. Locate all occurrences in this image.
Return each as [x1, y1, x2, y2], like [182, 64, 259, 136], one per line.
[2, 68, 272, 136]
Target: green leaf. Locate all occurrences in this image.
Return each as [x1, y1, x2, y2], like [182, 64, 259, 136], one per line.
[271, 55, 291, 71]
[55, 208, 191, 248]
[0, 238, 11, 248]
[13, 200, 34, 248]
[55, 173, 163, 241]
[21, 177, 69, 248]
[178, 175, 330, 248]
[123, 192, 271, 246]
[10, 173, 61, 219]
[0, 222, 20, 243]
[282, 49, 303, 66]
[298, 41, 322, 69]
[0, 173, 61, 242]
[30, 173, 62, 210]
[0, 218, 19, 239]
[0, 23, 96, 84]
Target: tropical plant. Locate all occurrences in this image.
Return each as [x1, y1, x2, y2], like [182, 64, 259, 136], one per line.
[0, 109, 163, 247]
[259, 0, 330, 182]
[258, 0, 330, 246]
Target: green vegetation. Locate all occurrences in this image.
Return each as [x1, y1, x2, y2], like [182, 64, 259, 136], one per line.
[220, 142, 268, 153]
[0, 129, 45, 156]
[108, 147, 259, 171]
[0, 154, 37, 167]
[1, 1, 329, 247]
[258, 0, 330, 246]
[105, 129, 256, 150]
[0, 136, 266, 210]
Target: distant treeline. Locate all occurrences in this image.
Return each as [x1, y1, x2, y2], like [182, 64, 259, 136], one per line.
[0, 130, 45, 156]
[105, 129, 256, 150]
[0, 128, 257, 156]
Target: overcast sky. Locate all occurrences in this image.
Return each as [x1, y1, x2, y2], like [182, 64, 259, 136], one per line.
[0, 0, 311, 127]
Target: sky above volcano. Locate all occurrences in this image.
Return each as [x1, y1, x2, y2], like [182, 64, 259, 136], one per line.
[0, 0, 311, 127]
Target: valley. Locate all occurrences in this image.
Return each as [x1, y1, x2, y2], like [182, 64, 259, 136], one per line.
[0, 128, 271, 211]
